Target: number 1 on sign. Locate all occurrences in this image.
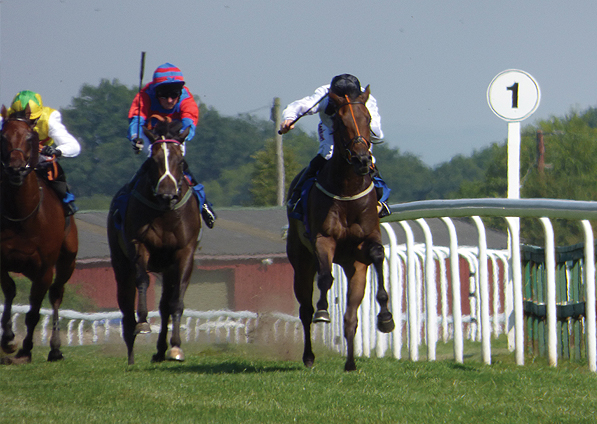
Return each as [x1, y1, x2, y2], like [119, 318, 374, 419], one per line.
[507, 82, 519, 108]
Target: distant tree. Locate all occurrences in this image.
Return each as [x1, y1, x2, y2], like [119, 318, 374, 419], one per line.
[250, 139, 302, 206]
[373, 144, 434, 203]
[458, 109, 597, 245]
[60, 78, 138, 197]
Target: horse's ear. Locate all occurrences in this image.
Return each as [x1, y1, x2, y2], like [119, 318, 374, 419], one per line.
[328, 91, 342, 106]
[178, 127, 190, 143]
[142, 125, 157, 144]
[1, 105, 6, 121]
[360, 85, 371, 103]
[23, 104, 32, 121]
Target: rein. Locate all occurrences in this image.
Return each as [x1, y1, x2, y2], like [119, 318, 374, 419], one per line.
[2, 185, 44, 222]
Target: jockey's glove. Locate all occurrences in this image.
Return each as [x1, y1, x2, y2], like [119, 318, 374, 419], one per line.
[131, 138, 144, 152]
[41, 145, 62, 157]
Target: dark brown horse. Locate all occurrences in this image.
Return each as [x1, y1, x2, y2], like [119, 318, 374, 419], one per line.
[0, 105, 78, 364]
[286, 86, 394, 371]
[107, 117, 201, 365]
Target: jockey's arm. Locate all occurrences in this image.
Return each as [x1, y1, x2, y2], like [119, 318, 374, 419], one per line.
[280, 85, 329, 134]
[48, 110, 81, 157]
[366, 95, 384, 141]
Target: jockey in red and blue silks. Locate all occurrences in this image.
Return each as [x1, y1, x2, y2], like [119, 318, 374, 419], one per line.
[127, 62, 216, 228]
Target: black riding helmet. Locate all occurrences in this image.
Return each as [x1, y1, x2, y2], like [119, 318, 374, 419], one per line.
[325, 74, 362, 115]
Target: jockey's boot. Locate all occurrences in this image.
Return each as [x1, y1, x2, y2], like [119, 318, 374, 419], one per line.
[371, 164, 392, 219]
[378, 201, 391, 218]
[182, 160, 217, 229]
[201, 203, 217, 229]
[64, 199, 78, 217]
[287, 154, 326, 210]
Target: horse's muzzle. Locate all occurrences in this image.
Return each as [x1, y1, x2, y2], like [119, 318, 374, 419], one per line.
[352, 155, 372, 176]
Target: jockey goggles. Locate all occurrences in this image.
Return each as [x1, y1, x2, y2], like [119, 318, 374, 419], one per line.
[156, 86, 182, 100]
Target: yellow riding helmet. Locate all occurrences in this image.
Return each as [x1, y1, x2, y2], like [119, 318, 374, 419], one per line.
[8, 90, 43, 120]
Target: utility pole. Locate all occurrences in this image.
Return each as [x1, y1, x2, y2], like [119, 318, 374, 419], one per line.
[271, 98, 285, 206]
[536, 129, 545, 176]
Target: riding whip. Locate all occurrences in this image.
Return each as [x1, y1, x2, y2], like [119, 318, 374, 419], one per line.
[278, 93, 328, 135]
[135, 51, 146, 154]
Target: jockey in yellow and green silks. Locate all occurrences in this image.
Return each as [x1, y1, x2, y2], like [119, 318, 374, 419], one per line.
[3, 90, 80, 216]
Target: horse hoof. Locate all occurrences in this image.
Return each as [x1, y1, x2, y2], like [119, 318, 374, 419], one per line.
[377, 313, 395, 333]
[3, 352, 31, 365]
[313, 310, 331, 323]
[303, 354, 315, 368]
[167, 347, 185, 362]
[345, 360, 357, 372]
[151, 353, 165, 363]
[1, 341, 17, 354]
[47, 350, 64, 362]
[134, 322, 151, 335]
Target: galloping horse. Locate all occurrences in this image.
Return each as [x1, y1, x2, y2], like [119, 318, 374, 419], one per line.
[0, 105, 78, 364]
[107, 117, 201, 365]
[286, 86, 395, 371]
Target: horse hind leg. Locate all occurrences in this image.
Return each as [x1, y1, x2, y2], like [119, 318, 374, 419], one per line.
[0, 271, 18, 355]
[370, 242, 395, 333]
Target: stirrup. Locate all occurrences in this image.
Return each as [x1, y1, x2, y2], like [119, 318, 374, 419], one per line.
[378, 201, 391, 218]
[201, 203, 216, 229]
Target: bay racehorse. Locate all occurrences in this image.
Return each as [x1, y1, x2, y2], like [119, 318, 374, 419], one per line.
[286, 86, 395, 371]
[0, 105, 78, 364]
[107, 117, 201, 365]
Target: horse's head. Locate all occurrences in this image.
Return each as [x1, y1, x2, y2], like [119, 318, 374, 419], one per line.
[1, 104, 40, 186]
[329, 86, 372, 176]
[141, 117, 190, 208]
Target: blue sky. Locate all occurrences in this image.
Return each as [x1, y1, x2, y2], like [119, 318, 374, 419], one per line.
[2, 0, 597, 166]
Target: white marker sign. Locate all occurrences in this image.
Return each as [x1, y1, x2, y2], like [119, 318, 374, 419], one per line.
[487, 69, 540, 122]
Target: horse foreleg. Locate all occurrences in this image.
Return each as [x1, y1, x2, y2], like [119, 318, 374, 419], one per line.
[116, 267, 138, 365]
[288, 229, 317, 367]
[0, 270, 17, 355]
[314, 236, 336, 323]
[48, 241, 77, 361]
[47, 280, 66, 362]
[166, 262, 191, 362]
[134, 264, 151, 335]
[344, 265, 367, 372]
[369, 242, 395, 333]
[18, 271, 53, 363]
[153, 278, 173, 363]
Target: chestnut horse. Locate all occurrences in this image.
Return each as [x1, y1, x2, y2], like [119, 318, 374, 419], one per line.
[0, 105, 78, 364]
[107, 118, 201, 365]
[286, 86, 395, 371]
